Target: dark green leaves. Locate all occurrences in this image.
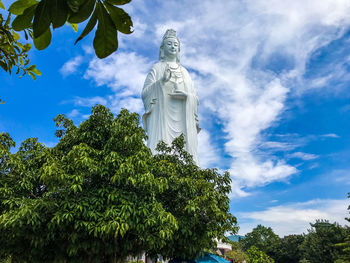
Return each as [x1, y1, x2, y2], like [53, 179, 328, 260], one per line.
[93, 2, 118, 58]
[6, 0, 133, 60]
[33, 27, 51, 50]
[33, 0, 51, 38]
[74, 7, 97, 44]
[105, 2, 132, 34]
[51, 0, 68, 28]
[12, 4, 36, 31]
[105, 0, 131, 5]
[68, 0, 95, 23]
[8, 0, 38, 15]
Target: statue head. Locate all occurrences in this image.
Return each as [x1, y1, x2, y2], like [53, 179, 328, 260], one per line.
[159, 29, 180, 63]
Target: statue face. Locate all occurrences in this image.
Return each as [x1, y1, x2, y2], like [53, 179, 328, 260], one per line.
[163, 37, 179, 58]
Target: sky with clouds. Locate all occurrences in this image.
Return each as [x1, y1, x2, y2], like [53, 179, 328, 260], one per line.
[1, 0, 350, 236]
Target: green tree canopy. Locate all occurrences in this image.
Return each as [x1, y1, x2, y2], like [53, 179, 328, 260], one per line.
[300, 220, 350, 263]
[246, 246, 275, 263]
[241, 224, 281, 260]
[275, 234, 304, 263]
[0, 105, 237, 262]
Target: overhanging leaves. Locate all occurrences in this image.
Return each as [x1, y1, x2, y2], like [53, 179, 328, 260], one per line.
[93, 2, 118, 58]
[68, 0, 95, 24]
[12, 4, 37, 31]
[33, 27, 51, 50]
[74, 7, 97, 44]
[105, 0, 131, 5]
[8, 0, 38, 15]
[33, 0, 51, 38]
[50, 0, 68, 28]
[105, 2, 132, 34]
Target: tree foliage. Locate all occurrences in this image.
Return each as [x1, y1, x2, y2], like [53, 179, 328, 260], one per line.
[246, 246, 274, 263]
[226, 242, 248, 263]
[0, 105, 237, 262]
[241, 225, 281, 260]
[275, 234, 304, 263]
[0, 0, 40, 78]
[299, 220, 349, 263]
[7, 0, 133, 58]
[335, 194, 350, 262]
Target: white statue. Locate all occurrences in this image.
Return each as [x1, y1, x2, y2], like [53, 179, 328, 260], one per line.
[142, 29, 200, 164]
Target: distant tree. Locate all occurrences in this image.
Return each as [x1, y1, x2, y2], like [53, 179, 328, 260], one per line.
[334, 193, 350, 262]
[226, 242, 249, 263]
[275, 234, 304, 263]
[0, 105, 237, 262]
[246, 246, 274, 263]
[241, 225, 281, 259]
[300, 220, 349, 263]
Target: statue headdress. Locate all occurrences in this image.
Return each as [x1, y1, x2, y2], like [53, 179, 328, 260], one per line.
[159, 29, 180, 62]
[162, 29, 178, 42]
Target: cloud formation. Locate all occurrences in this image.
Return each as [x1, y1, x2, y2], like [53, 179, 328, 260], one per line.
[63, 0, 350, 196]
[238, 198, 349, 236]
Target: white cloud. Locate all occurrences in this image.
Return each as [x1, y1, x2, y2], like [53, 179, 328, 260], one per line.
[60, 56, 83, 76]
[67, 109, 80, 118]
[63, 0, 350, 195]
[197, 129, 221, 168]
[238, 198, 349, 236]
[322, 133, 340, 138]
[287, 151, 318, 160]
[73, 96, 108, 107]
[84, 52, 152, 96]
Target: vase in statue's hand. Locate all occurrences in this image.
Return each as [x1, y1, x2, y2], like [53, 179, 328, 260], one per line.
[162, 64, 172, 83]
[169, 89, 187, 100]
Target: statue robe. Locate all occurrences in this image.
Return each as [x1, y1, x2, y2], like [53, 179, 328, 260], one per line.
[142, 61, 199, 164]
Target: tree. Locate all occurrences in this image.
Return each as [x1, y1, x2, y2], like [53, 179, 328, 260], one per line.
[148, 138, 238, 260]
[300, 220, 349, 263]
[0, 105, 237, 262]
[241, 225, 281, 260]
[246, 246, 274, 263]
[334, 193, 350, 262]
[275, 234, 304, 263]
[226, 242, 249, 263]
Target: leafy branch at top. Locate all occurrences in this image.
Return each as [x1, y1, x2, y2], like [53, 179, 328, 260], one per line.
[0, 1, 41, 79]
[8, 0, 133, 58]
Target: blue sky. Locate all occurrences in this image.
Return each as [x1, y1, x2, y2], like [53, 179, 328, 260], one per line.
[1, 0, 350, 236]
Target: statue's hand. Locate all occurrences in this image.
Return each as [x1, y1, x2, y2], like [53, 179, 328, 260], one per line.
[162, 65, 172, 83]
[169, 90, 187, 100]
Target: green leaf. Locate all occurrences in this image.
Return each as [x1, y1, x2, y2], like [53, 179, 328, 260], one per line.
[67, 0, 80, 12]
[105, 3, 132, 34]
[74, 7, 97, 44]
[0, 60, 8, 71]
[8, 0, 37, 15]
[105, 0, 131, 5]
[12, 4, 36, 31]
[33, 27, 51, 50]
[28, 71, 35, 80]
[0, 0, 5, 9]
[33, 0, 51, 38]
[51, 0, 68, 28]
[68, 0, 95, 23]
[12, 30, 20, 40]
[93, 2, 118, 58]
[70, 22, 78, 32]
